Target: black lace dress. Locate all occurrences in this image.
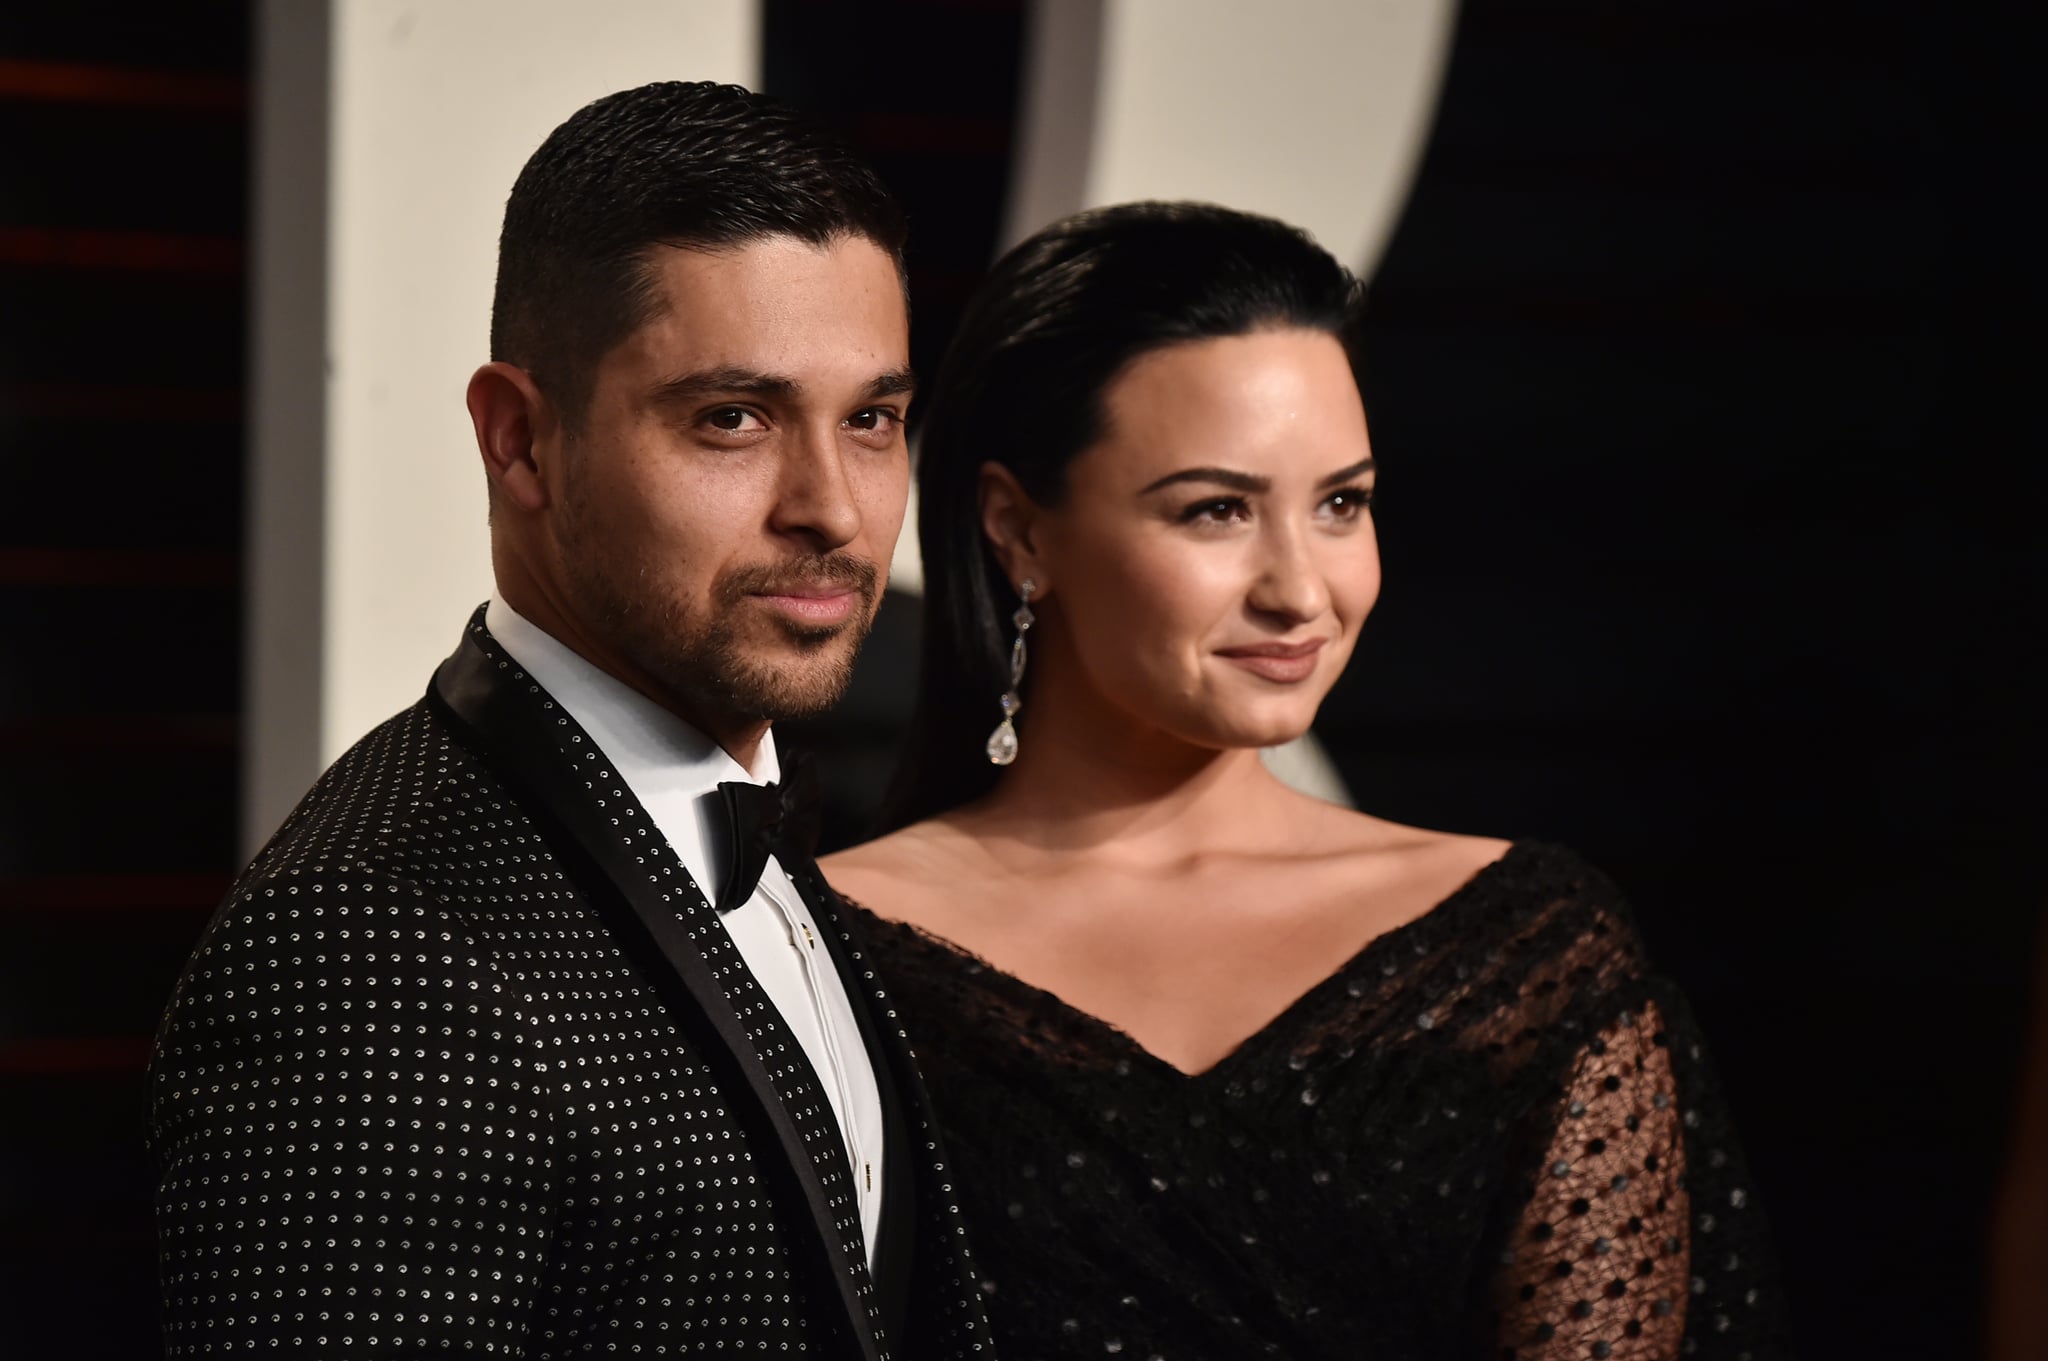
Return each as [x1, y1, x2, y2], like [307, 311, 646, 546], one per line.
[841, 842, 1790, 1359]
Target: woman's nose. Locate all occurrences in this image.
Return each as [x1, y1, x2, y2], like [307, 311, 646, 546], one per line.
[1246, 523, 1331, 624]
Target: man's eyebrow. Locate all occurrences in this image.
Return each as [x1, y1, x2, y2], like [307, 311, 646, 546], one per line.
[649, 366, 800, 405]
[1316, 457, 1376, 490]
[647, 365, 917, 408]
[1137, 466, 1272, 495]
[859, 367, 917, 403]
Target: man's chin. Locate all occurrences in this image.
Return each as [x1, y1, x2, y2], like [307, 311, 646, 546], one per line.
[719, 638, 862, 720]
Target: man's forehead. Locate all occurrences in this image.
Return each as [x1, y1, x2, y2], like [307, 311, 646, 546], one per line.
[641, 233, 904, 299]
[609, 237, 907, 379]
[636, 240, 904, 338]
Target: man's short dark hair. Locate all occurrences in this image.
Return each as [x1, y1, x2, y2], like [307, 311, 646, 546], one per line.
[491, 80, 908, 429]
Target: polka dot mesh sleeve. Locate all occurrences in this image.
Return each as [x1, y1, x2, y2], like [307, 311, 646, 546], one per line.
[1494, 1001, 1691, 1358]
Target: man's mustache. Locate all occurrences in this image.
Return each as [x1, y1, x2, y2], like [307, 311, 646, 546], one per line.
[717, 553, 879, 608]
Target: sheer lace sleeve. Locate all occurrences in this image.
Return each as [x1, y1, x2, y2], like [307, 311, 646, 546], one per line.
[1495, 1000, 1691, 1357]
[1489, 892, 1788, 1359]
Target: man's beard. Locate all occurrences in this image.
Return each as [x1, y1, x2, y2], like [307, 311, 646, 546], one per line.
[560, 518, 880, 727]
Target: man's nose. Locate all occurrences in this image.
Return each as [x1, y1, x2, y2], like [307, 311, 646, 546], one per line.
[768, 425, 862, 549]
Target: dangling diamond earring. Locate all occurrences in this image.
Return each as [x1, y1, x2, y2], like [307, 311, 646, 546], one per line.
[985, 578, 1036, 766]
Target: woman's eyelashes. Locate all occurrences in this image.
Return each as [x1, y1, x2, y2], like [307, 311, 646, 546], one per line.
[1174, 485, 1375, 528]
[1318, 484, 1375, 523]
[1179, 495, 1253, 526]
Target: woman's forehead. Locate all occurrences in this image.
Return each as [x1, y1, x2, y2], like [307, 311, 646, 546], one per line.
[1079, 332, 1370, 488]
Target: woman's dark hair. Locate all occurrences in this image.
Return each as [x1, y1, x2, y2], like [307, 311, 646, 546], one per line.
[879, 200, 1367, 830]
[492, 80, 906, 430]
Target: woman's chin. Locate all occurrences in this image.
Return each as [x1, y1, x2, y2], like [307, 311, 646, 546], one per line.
[1189, 709, 1319, 754]
[1116, 685, 1324, 756]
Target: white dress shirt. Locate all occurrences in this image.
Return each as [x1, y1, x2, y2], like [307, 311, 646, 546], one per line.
[486, 595, 885, 1264]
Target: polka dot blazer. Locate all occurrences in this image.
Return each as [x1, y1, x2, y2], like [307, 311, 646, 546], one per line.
[147, 610, 998, 1360]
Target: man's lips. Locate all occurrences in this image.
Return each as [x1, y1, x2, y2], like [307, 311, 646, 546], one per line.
[749, 585, 862, 623]
[1215, 637, 1328, 682]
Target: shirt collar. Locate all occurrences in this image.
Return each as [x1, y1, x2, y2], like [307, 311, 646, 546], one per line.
[483, 593, 780, 801]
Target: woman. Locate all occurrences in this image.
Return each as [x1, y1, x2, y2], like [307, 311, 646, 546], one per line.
[823, 202, 1787, 1358]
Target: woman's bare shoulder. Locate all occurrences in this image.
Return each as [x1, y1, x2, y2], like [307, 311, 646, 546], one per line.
[1258, 798, 1515, 920]
[820, 817, 987, 923]
[1271, 801, 1520, 938]
[1290, 791, 1513, 872]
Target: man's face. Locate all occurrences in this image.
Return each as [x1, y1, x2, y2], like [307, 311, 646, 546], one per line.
[549, 233, 912, 729]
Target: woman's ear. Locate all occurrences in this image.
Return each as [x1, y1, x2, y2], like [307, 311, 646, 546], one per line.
[979, 462, 1050, 597]
[467, 362, 560, 514]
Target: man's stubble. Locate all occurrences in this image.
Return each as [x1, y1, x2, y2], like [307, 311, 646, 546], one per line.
[555, 461, 881, 728]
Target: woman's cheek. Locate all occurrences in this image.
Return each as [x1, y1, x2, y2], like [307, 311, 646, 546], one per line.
[1323, 531, 1382, 629]
[1070, 547, 1189, 684]
[1131, 550, 1222, 637]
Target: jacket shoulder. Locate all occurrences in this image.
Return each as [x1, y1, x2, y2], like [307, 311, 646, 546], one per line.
[246, 697, 544, 887]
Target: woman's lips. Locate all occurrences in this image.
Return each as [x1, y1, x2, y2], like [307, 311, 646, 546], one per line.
[1215, 638, 1327, 683]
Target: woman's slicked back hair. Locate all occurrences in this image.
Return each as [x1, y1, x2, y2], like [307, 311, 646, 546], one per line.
[881, 201, 1366, 830]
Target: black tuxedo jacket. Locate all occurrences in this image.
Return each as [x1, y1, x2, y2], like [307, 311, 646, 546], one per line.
[148, 611, 998, 1359]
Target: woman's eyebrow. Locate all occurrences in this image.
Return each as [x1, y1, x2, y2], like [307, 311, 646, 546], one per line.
[1138, 466, 1270, 495]
[1137, 458, 1376, 496]
[1316, 458, 1376, 490]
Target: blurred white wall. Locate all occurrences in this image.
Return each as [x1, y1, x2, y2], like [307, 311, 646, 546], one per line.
[245, 0, 758, 852]
[898, 0, 1458, 596]
[1006, 0, 1458, 274]
[247, 0, 1456, 848]
[929, 0, 1461, 807]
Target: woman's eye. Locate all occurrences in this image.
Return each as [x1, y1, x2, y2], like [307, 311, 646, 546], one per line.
[1181, 497, 1251, 525]
[1320, 486, 1375, 521]
[704, 406, 765, 433]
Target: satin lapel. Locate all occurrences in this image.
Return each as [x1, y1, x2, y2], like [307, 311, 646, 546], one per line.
[781, 851, 917, 1345]
[427, 612, 886, 1361]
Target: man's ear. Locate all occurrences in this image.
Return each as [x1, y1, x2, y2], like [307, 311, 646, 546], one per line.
[467, 362, 560, 514]
[979, 461, 1051, 597]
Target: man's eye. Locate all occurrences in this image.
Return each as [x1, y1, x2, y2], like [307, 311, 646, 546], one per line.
[847, 407, 901, 434]
[705, 407, 764, 433]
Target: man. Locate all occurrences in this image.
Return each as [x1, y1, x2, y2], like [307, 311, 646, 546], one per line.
[148, 82, 996, 1360]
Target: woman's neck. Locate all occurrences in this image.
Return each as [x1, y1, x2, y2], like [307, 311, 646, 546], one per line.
[961, 661, 1304, 872]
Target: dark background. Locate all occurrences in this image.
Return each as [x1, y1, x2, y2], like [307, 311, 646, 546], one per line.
[2, 1, 2038, 1356]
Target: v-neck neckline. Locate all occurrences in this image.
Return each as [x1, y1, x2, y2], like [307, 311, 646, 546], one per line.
[843, 841, 1532, 1084]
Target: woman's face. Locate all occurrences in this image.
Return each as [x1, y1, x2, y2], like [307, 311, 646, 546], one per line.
[1021, 327, 1379, 752]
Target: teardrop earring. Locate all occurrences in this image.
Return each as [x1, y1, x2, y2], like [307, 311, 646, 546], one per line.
[985, 578, 1036, 766]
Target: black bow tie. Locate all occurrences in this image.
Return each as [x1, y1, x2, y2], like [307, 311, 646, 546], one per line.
[711, 752, 823, 914]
